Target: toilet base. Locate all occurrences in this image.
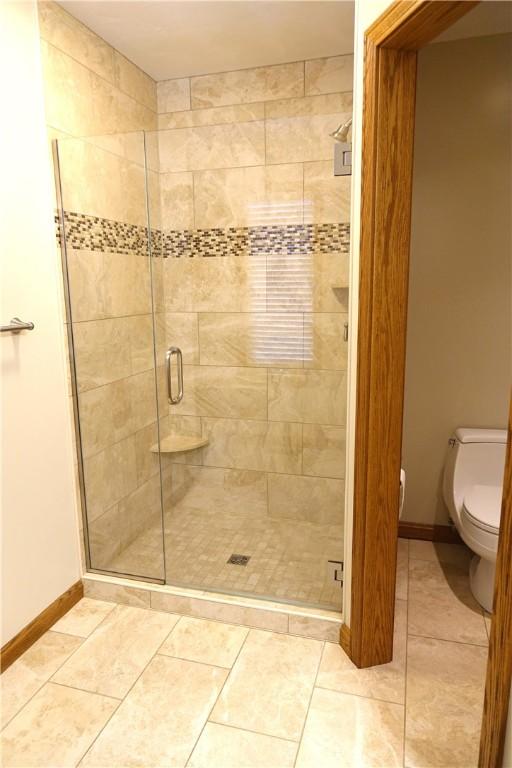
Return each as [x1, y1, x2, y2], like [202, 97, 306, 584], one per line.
[469, 554, 495, 613]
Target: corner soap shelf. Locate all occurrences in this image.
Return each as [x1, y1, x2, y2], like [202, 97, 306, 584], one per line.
[150, 435, 209, 454]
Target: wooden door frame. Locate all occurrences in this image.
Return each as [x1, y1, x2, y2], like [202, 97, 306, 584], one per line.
[344, 0, 512, 763]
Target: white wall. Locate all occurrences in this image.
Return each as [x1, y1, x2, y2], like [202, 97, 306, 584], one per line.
[402, 34, 511, 526]
[0, 1, 80, 645]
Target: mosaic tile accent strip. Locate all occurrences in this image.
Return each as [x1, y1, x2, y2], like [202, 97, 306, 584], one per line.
[163, 223, 350, 259]
[56, 211, 350, 259]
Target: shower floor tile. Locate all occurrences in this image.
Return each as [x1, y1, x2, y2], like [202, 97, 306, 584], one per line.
[110, 507, 344, 611]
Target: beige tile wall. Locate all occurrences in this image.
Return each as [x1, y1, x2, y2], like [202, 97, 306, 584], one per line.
[157, 55, 353, 538]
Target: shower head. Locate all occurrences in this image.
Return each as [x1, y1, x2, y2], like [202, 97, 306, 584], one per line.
[331, 117, 353, 144]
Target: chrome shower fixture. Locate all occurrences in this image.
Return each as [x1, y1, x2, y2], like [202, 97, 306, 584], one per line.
[330, 117, 353, 144]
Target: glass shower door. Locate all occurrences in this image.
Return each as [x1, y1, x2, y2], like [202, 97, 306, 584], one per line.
[146, 122, 348, 611]
[55, 131, 166, 582]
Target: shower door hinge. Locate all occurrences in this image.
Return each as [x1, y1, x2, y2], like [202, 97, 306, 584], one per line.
[327, 560, 344, 585]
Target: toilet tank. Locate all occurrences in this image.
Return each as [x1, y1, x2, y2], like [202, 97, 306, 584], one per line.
[443, 428, 507, 526]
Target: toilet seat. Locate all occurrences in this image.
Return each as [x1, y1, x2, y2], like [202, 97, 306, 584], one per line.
[462, 484, 502, 534]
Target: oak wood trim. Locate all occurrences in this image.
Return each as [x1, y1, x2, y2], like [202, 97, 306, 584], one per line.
[0, 580, 83, 672]
[398, 521, 463, 544]
[479, 400, 512, 767]
[340, 623, 351, 656]
[350, 0, 480, 669]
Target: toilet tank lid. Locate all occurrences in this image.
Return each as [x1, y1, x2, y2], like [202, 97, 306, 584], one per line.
[455, 428, 507, 444]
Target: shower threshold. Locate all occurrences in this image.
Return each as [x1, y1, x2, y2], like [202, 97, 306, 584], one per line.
[82, 572, 343, 643]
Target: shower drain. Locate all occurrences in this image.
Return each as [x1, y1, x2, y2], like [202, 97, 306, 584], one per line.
[227, 554, 251, 566]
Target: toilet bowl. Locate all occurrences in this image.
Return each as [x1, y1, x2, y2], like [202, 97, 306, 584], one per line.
[443, 427, 506, 612]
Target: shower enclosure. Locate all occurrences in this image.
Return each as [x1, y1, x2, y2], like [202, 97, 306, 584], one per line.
[56, 122, 350, 612]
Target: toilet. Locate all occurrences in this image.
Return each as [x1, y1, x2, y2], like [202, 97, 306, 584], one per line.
[443, 427, 507, 612]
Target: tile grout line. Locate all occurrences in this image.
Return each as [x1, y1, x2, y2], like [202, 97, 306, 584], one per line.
[1, 607, 122, 733]
[403, 539, 410, 768]
[183, 627, 252, 766]
[75, 607, 184, 766]
[313, 683, 404, 708]
[41, 39, 157, 116]
[292, 639, 326, 767]
[2, 608, 119, 731]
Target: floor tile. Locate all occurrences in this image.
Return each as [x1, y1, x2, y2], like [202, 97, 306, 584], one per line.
[316, 599, 406, 704]
[1, 631, 82, 728]
[211, 629, 323, 740]
[395, 538, 409, 601]
[0, 682, 118, 768]
[409, 540, 471, 568]
[52, 597, 116, 637]
[80, 655, 227, 768]
[484, 611, 492, 639]
[295, 687, 404, 768]
[52, 604, 179, 698]
[158, 616, 248, 668]
[408, 559, 488, 645]
[188, 722, 298, 767]
[405, 635, 487, 768]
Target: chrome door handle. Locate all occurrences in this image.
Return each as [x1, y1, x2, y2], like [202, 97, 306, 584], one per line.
[166, 346, 183, 404]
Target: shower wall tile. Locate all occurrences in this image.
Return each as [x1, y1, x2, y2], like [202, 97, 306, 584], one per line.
[38, 1, 115, 85]
[268, 473, 344, 524]
[169, 465, 268, 519]
[41, 41, 156, 138]
[302, 425, 346, 479]
[58, 139, 147, 225]
[158, 121, 265, 172]
[81, 132, 146, 167]
[173, 365, 268, 420]
[304, 312, 348, 370]
[159, 102, 265, 130]
[126, 315, 156, 375]
[304, 161, 351, 224]
[133, 421, 161, 485]
[160, 172, 194, 230]
[265, 92, 352, 120]
[88, 504, 122, 567]
[268, 369, 347, 426]
[201, 418, 302, 474]
[311, 252, 350, 311]
[67, 250, 108, 322]
[265, 113, 351, 165]
[165, 312, 200, 364]
[73, 318, 133, 392]
[157, 78, 191, 113]
[163, 255, 259, 313]
[103, 253, 152, 317]
[72, 316, 155, 393]
[113, 51, 157, 111]
[190, 62, 304, 109]
[83, 436, 138, 522]
[305, 54, 354, 96]
[79, 368, 158, 459]
[198, 312, 304, 369]
[118, 473, 162, 548]
[193, 164, 303, 229]
[79, 379, 135, 458]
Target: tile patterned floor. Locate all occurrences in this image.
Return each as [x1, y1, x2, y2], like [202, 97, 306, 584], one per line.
[110, 508, 344, 610]
[1, 539, 489, 767]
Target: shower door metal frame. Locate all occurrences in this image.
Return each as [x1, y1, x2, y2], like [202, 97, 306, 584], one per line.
[348, 1, 512, 764]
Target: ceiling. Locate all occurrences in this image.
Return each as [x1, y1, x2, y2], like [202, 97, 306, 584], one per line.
[435, 0, 512, 43]
[58, 1, 355, 82]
